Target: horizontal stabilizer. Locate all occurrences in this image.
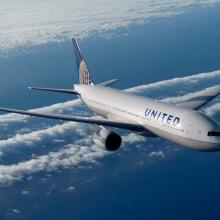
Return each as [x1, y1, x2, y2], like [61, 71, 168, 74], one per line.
[98, 79, 119, 87]
[0, 107, 145, 132]
[28, 87, 79, 95]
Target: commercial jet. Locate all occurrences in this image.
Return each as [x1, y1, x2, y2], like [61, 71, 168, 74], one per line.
[0, 38, 220, 152]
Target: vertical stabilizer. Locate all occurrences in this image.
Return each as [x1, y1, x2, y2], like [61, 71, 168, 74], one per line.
[72, 38, 94, 85]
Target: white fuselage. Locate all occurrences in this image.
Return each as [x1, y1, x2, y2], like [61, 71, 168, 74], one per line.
[75, 84, 220, 151]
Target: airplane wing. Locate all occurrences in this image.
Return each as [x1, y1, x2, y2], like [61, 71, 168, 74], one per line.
[170, 86, 220, 110]
[0, 107, 145, 132]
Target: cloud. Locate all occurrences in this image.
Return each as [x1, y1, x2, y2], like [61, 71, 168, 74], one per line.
[12, 209, 21, 214]
[0, 122, 83, 151]
[0, 99, 81, 123]
[127, 70, 220, 93]
[0, 0, 219, 53]
[122, 133, 146, 144]
[0, 144, 108, 185]
[149, 150, 165, 158]
[21, 190, 29, 195]
[67, 186, 75, 191]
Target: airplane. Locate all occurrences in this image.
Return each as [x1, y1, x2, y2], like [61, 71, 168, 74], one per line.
[0, 38, 220, 152]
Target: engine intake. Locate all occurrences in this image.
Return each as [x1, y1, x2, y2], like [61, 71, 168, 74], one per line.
[93, 128, 122, 151]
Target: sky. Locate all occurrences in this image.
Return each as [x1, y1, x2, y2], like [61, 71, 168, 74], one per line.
[0, 1, 220, 219]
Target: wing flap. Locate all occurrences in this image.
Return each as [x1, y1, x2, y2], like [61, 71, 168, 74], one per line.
[0, 107, 145, 132]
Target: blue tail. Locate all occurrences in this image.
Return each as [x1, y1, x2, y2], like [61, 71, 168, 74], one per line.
[72, 38, 94, 85]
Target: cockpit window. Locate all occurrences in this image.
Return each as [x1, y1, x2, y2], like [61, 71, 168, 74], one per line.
[207, 131, 220, 136]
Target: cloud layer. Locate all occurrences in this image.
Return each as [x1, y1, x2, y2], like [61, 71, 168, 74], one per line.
[0, 70, 220, 185]
[0, 0, 219, 52]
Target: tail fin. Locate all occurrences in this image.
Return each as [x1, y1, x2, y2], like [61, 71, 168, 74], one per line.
[72, 38, 94, 85]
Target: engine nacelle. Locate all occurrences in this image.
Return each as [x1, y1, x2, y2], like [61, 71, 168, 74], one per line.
[93, 128, 122, 151]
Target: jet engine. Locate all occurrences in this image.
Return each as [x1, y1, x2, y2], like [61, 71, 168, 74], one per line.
[93, 128, 122, 151]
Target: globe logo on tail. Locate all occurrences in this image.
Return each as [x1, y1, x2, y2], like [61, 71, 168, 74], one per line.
[79, 60, 92, 85]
